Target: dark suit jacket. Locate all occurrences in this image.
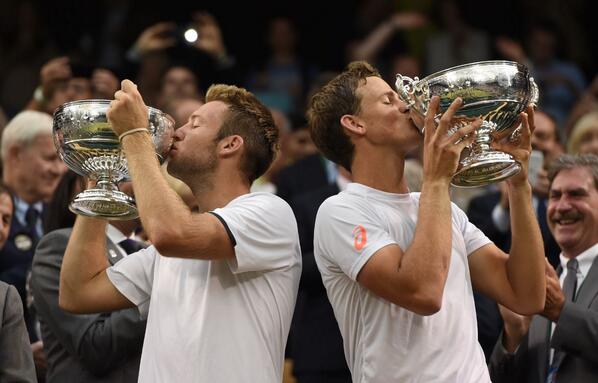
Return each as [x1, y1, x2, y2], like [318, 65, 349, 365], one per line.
[467, 191, 561, 361]
[467, 191, 560, 266]
[489, 254, 598, 383]
[0, 211, 43, 341]
[275, 153, 329, 204]
[31, 229, 146, 383]
[0, 281, 36, 382]
[289, 183, 350, 378]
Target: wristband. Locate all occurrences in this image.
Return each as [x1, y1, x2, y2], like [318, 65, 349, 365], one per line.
[119, 128, 150, 143]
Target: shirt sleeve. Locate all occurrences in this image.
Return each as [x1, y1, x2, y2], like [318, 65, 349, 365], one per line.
[453, 202, 492, 255]
[106, 246, 157, 318]
[212, 194, 301, 274]
[314, 197, 397, 281]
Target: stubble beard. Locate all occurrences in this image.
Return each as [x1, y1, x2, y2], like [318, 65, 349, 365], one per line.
[168, 149, 218, 195]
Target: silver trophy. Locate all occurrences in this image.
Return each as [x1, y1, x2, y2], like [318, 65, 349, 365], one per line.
[53, 99, 174, 219]
[396, 60, 539, 187]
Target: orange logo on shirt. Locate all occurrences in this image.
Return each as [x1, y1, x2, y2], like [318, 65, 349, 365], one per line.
[353, 225, 367, 251]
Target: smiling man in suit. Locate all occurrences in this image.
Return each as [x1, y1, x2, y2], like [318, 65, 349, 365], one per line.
[490, 153, 598, 383]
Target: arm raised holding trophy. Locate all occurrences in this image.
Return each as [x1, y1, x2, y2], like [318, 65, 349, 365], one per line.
[394, 61, 546, 314]
[307, 61, 545, 382]
[106, 80, 233, 259]
[58, 80, 302, 382]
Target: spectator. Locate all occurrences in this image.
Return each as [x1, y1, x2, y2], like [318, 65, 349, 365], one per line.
[157, 65, 202, 108]
[425, 0, 491, 74]
[496, 20, 586, 132]
[285, 114, 318, 164]
[0, 110, 65, 332]
[567, 111, 598, 156]
[288, 165, 352, 383]
[564, 75, 598, 138]
[0, 110, 66, 378]
[128, 12, 239, 108]
[490, 154, 598, 383]
[162, 97, 204, 128]
[246, 16, 317, 115]
[0, 0, 59, 118]
[348, 11, 427, 84]
[0, 182, 37, 382]
[31, 171, 146, 382]
[26, 57, 120, 115]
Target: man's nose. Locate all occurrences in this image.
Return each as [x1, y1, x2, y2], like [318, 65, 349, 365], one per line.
[398, 102, 410, 113]
[51, 160, 67, 176]
[173, 128, 184, 141]
[554, 196, 573, 212]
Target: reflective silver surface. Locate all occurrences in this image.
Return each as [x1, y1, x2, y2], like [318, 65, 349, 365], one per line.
[53, 99, 174, 219]
[396, 60, 539, 187]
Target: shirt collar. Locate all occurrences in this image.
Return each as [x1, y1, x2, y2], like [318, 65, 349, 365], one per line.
[559, 242, 598, 279]
[106, 224, 128, 244]
[346, 182, 411, 202]
[13, 196, 43, 226]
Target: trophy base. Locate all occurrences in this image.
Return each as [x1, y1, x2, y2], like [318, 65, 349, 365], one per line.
[70, 188, 139, 220]
[452, 151, 521, 188]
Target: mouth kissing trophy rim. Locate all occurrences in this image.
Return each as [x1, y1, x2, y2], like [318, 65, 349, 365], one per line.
[53, 99, 175, 220]
[395, 60, 539, 188]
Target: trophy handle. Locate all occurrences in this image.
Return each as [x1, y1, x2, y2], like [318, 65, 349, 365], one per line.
[529, 77, 539, 107]
[395, 74, 418, 108]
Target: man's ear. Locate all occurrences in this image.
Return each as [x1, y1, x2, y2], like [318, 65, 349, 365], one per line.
[340, 114, 366, 136]
[218, 135, 244, 158]
[5, 144, 22, 163]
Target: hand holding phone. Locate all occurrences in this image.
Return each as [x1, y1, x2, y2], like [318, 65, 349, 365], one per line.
[527, 149, 544, 187]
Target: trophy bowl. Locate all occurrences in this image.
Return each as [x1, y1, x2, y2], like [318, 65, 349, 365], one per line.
[53, 99, 174, 220]
[396, 60, 539, 187]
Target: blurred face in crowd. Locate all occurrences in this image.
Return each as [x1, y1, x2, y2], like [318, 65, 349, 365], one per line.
[286, 128, 317, 162]
[46, 77, 93, 112]
[578, 124, 598, 156]
[66, 77, 93, 101]
[547, 166, 598, 258]
[0, 192, 13, 249]
[46, 81, 70, 114]
[162, 67, 200, 102]
[269, 18, 296, 53]
[529, 28, 556, 64]
[531, 112, 560, 158]
[171, 99, 205, 128]
[13, 134, 66, 203]
[388, 55, 421, 82]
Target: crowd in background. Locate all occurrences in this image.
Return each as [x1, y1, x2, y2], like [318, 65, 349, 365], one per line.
[0, 0, 597, 382]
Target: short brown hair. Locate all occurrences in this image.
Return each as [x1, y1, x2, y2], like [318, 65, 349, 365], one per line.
[548, 154, 598, 189]
[206, 84, 278, 183]
[307, 61, 380, 171]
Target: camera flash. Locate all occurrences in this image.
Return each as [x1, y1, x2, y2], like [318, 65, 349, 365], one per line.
[184, 28, 198, 43]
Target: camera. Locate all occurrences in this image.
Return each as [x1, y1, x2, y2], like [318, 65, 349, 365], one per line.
[175, 25, 199, 44]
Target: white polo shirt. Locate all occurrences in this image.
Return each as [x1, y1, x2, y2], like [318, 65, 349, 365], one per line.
[107, 192, 302, 383]
[314, 183, 491, 383]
